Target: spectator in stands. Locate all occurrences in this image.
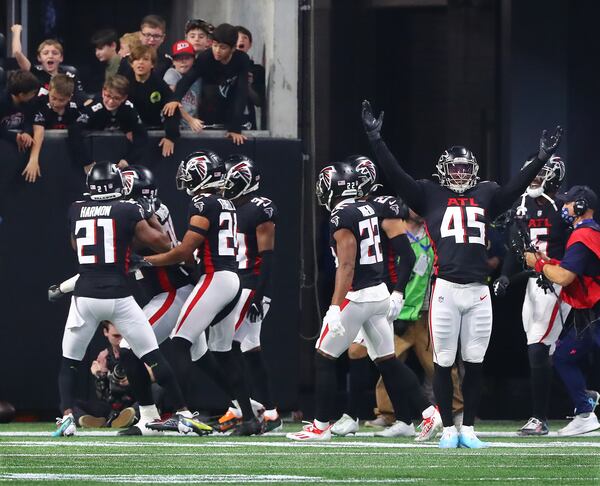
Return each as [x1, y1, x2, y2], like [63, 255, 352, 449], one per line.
[76, 321, 137, 429]
[185, 19, 214, 53]
[91, 29, 121, 83]
[34, 73, 80, 129]
[127, 45, 179, 157]
[162, 23, 250, 145]
[236, 26, 266, 130]
[138, 15, 172, 78]
[163, 40, 203, 132]
[11, 24, 87, 104]
[67, 74, 148, 172]
[118, 32, 142, 59]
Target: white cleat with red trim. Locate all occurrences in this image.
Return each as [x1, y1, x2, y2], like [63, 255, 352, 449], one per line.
[286, 421, 332, 441]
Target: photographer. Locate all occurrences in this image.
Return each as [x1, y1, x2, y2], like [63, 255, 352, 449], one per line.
[75, 321, 137, 428]
[525, 185, 600, 436]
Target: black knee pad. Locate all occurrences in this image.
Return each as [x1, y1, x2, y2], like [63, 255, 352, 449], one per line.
[528, 343, 551, 368]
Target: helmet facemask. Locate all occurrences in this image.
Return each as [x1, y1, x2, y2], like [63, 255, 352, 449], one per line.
[436, 150, 479, 194]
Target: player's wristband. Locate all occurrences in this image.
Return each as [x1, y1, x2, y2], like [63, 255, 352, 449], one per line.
[188, 225, 208, 236]
[534, 258, 560, 274]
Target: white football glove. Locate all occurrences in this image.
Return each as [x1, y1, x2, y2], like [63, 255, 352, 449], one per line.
[324, 305, 345, 337]
[387, 291, 404, 322]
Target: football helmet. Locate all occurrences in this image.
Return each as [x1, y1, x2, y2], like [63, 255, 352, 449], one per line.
[176, 150, 225, 196]
[316, 162, 359, 211]
[435, 146, 479, 194]
[524, 154, 565, 198]
[122, 165, 158, 207]
[222, 154, 260, 200]
[346, 154, 380, 197]
[86, 161, 125, 201]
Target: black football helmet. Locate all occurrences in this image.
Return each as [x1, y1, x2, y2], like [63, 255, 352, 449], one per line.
[435, 146, 479, 193]
[346, 154, 380, 197]
[86, 161, 125, 201]
[316, 162, 359, 211]
[176, 150, 225, 195]
[222, 154, 260, 200]
[122, 165, 158, 204]
[523, 154, 566, 198]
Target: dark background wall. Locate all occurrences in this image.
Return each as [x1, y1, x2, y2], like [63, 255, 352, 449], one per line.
[0, 134, 302, 415]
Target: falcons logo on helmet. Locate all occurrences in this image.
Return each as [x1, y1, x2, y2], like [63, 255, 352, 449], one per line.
[320, 165, 335, 190]
[189, 155, 209, 180]
[232, 161, 253, 184]
[355, 159, 376, 181]
[121, 170, 138, 196]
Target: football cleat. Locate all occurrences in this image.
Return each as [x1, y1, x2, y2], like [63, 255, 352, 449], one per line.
[230, 417, 263, 436]
[331, 413, 359, 436]
[375, 421, 415, 438]
[263, 413, 283, 433]
[286, 421, 332, 441]
[458, 426, 488, 448]
[518, 417, 549, 436]
[415, 405, 443, 442]
[557, 413, 600, 437]
[146, 412, 213, 436]
[118, 423, 163, 436]
[52, 414, 76, 437]
[438, 426, 459, 449]
[215, 407, 243, 432]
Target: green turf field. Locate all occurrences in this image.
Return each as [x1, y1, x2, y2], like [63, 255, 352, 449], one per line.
[0, 422, 599, 485]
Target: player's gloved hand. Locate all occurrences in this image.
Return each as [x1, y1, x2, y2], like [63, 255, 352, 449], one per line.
[246, 296, 264, 323]
[48, 284, 65, 302]
[492, 275, 510, 298]
[361, 100, 384, 141]
[137, 197, 155, 219]
[387, 291, 404, 322]
[538, 126, 563, 161]
[536, 274, 554, 294]
[324, 305, 345, 337]
[128, 254, 152, 273]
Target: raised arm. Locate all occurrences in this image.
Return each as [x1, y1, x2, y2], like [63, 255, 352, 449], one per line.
[361, 101, 426, 215]
[490, 127, 563, 219]
[11, 24, 32, 71]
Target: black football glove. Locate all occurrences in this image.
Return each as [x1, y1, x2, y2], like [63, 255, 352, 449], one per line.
[538, 126, 563, 162]
[246, 296, 264, 323]
[128, 253, 152, 273]
[48, 284, 65, 302]
[492, 275, 510, 298]
[393, 319, 412, 337]
[361, 100, 384, 141]
[536, 274, 555, 294]
[137, 197, 155, 220]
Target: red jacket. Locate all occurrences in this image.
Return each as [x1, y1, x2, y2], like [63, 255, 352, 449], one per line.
[560, 225, 600, 309]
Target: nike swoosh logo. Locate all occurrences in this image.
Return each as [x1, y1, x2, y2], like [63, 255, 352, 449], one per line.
[479, 295, 488, 301]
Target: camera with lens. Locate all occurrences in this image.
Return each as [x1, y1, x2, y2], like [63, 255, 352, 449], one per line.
[107, 363, 129, 401]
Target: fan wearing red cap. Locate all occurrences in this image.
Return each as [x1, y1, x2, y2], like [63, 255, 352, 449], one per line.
[163, 40, 204, 132]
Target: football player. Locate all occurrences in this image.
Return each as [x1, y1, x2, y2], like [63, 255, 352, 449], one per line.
[54, 162, 191, 437]
[142, 150, 262, 436]
[287, 162, 423, 441]
[212, 154, 281, 432]
[493, 156, 571, 436]
[362, 100, 562, 448]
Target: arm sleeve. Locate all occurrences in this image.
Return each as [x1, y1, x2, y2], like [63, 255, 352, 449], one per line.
[226, 59, 250, 133]
[390, 234, 416, 293]
[489, 156, 546, 219]
[369, 138, 427, 215]
[160, 80, 180, 141]
[253, 250, 273, 300]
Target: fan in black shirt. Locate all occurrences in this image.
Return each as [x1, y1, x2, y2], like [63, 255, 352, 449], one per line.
[128, 45, 180, 157]
[163, 24, 250, 145]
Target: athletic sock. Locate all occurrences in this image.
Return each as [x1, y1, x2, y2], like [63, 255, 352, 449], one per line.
[348, 357, 372, 419]
[120, 348, 154, 406]
[433, 363, 454, 427]
[195, 350, 235, 400]
[314, 352, 338, 423]
[58, 357, 81, 413]
[140, 348, 186, 411]
[528, 343, 552, 421]
[461, 362, 484, 427]
[376, 358, 412, 424]
[243, 349, 274, 409]
[213, 350, 254, 420]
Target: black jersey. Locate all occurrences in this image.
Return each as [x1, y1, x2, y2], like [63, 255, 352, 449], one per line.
[69, 198, 145, 298]
[33, 97, 80, 129]
[369, 195, 407, 287]
[32, 66, 86, 104]
[0, 92, 35, 143]
[329, 199, 384, 291]
[135, 203, 191, 297]
[236, 196, 278, 288]
[188, 193, 238, 274]
[514, 196, 569, 260]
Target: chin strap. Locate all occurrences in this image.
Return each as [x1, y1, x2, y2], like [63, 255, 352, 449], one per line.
[516, 191, 558, 218]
